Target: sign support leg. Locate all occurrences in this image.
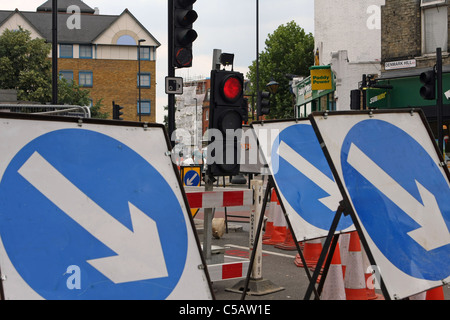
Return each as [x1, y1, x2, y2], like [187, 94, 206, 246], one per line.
[270, 177, 321, 299]
[230, 178, 283, 299]
[304, 201, 345, 300]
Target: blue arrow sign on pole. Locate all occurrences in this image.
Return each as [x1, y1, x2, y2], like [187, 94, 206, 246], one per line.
[184, 170, 200, 186]
[0, 129, 188, 299]
[341, 119, 450, 281]
[271, 123, 353, 232]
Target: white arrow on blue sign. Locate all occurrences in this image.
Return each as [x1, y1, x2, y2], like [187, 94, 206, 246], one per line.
[252, 120, 354, 241]
[0, 117, 212, 300]
[310, 110, 450, 299]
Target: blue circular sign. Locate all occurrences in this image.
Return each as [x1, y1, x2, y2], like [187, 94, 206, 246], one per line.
[272, 124, 353, 231]
[341, 119, 450, 280]
[0, 129, 188, 299]
[184, 170, 200, 186]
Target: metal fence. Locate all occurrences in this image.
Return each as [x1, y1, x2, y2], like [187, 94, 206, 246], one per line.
[0, 104, 91, 118]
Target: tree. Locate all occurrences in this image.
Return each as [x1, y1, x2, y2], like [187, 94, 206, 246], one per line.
[0, 27, 52, 102]
[247, 21, 314, 119]
[0, 27, 107, 118]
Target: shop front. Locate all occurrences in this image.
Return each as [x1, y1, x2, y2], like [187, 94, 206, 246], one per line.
[294, 65, 336, 118]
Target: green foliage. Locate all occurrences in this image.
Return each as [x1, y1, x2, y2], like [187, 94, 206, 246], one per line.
[247, 21, 314, 119]
[0, 27, 106, 118]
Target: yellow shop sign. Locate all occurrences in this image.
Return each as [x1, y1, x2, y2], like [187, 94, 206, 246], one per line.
[310, 66, 333, 91]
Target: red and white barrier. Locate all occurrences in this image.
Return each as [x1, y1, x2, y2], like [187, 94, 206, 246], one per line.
[185, 186, 253, 209]
[208, 261, 250, 282]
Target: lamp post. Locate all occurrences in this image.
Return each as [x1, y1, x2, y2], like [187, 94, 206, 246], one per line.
[138, 39, 146, 122]
[193, 97, 198, 148]
[266, 79, 279, 95]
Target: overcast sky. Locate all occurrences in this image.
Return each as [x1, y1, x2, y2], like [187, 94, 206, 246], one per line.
[2, 0, 314, 123]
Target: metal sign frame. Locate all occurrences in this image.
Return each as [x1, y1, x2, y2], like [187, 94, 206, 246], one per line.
[0, 112, 214, 300]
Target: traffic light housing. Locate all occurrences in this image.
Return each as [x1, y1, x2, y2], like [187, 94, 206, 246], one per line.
[259, 91, 271, 116]
[420, 69, 436, 100]
[208, 69, 246, 176]
[172, 0, 198, 68]
[112, 102, 124, 120]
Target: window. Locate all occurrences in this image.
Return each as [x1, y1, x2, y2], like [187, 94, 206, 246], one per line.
[422, 4, 448, 54]
[59, 71, 73, 82]
[79, 45, 93, 59]
[137, 100, 151, 115]
[60, 44, 73, 58]
[138, 73, 151, 88]
[421, 0, 446, 7]
[117, 35, 137, 45]
[79, 71, 93, 87]
[139, 47, 151, 60]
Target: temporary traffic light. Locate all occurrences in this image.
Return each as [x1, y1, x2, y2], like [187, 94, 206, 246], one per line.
[259, 91, 271, 116]
[172, 0, 198, 68]
[208, 69, 246, 176]
[112, 102, 124, 120]
[420, 69, 436, 100]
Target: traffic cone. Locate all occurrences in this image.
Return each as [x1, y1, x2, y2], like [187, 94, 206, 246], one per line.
[321, 241, 346, 300]
[426, 286, 445, 300]
[362, 246, 383, 300]
[344, 231, 367, 300]
[262, 190, 275, 240]
[339, 233, 350, 279]
[294, 238, 323, 268]
[262, 191, 286, 245]
[275, 228, 297, 251]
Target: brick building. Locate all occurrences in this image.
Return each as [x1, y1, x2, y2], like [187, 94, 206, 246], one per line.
[0, 0, 160, 122]
[367, 0, 450, 117]
[381, 0, 450, 71]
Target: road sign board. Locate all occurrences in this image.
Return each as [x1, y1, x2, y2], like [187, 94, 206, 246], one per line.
[165, 76, 183, 95]
[310, 109, 450, 299]
[181, 166, 201, 216]
[0, 114, 212, 300]
[181, 166, 201, 187]
[251, 120, 354, 241]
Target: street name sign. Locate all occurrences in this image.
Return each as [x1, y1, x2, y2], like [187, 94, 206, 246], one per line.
[251, 119, 354, 241]
[310, 109, 450, 299]
[0, 113, 212, 300]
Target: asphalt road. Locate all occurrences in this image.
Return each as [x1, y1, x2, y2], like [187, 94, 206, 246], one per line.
[194, 206, 450, 301]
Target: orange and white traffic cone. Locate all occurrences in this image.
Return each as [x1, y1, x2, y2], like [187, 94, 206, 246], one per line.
[275, 228, 297, 251]
[321, 241, 346, 300]
[262, 191, 286, 245]
[339, 233, 350, 279]
[362, 246, 383, 300]
[344, 231, 367, 300]
[262, 190, 275, 241]
[294, 238, 323, 268]
[426, 286, 445, 300]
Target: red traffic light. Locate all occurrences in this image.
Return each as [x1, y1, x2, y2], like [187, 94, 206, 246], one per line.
[221, 76, 243, 103]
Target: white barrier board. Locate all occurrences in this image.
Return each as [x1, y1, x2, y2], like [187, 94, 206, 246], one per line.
[0, 114, 213, 300]
[310, 110, 450, 299]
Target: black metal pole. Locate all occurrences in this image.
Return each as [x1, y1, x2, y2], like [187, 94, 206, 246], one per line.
[138, 41, 142, 122]
[256, 0, 260, 120]
[168, 0, 176, 147]
[437, 47, 443, 154]
[52, 0, 58, 105]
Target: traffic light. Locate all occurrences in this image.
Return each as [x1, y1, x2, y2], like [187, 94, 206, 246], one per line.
[259, 91, 271, 116]
[208, 69, 246, 176]
[112, 102, 124, 120]
[172, 0, 198, 68]
[420, 69, 436, 100]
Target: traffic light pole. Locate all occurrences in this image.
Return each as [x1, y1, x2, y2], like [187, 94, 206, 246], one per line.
[168, 0, 176, 148]
[437, 48, 444, 155]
